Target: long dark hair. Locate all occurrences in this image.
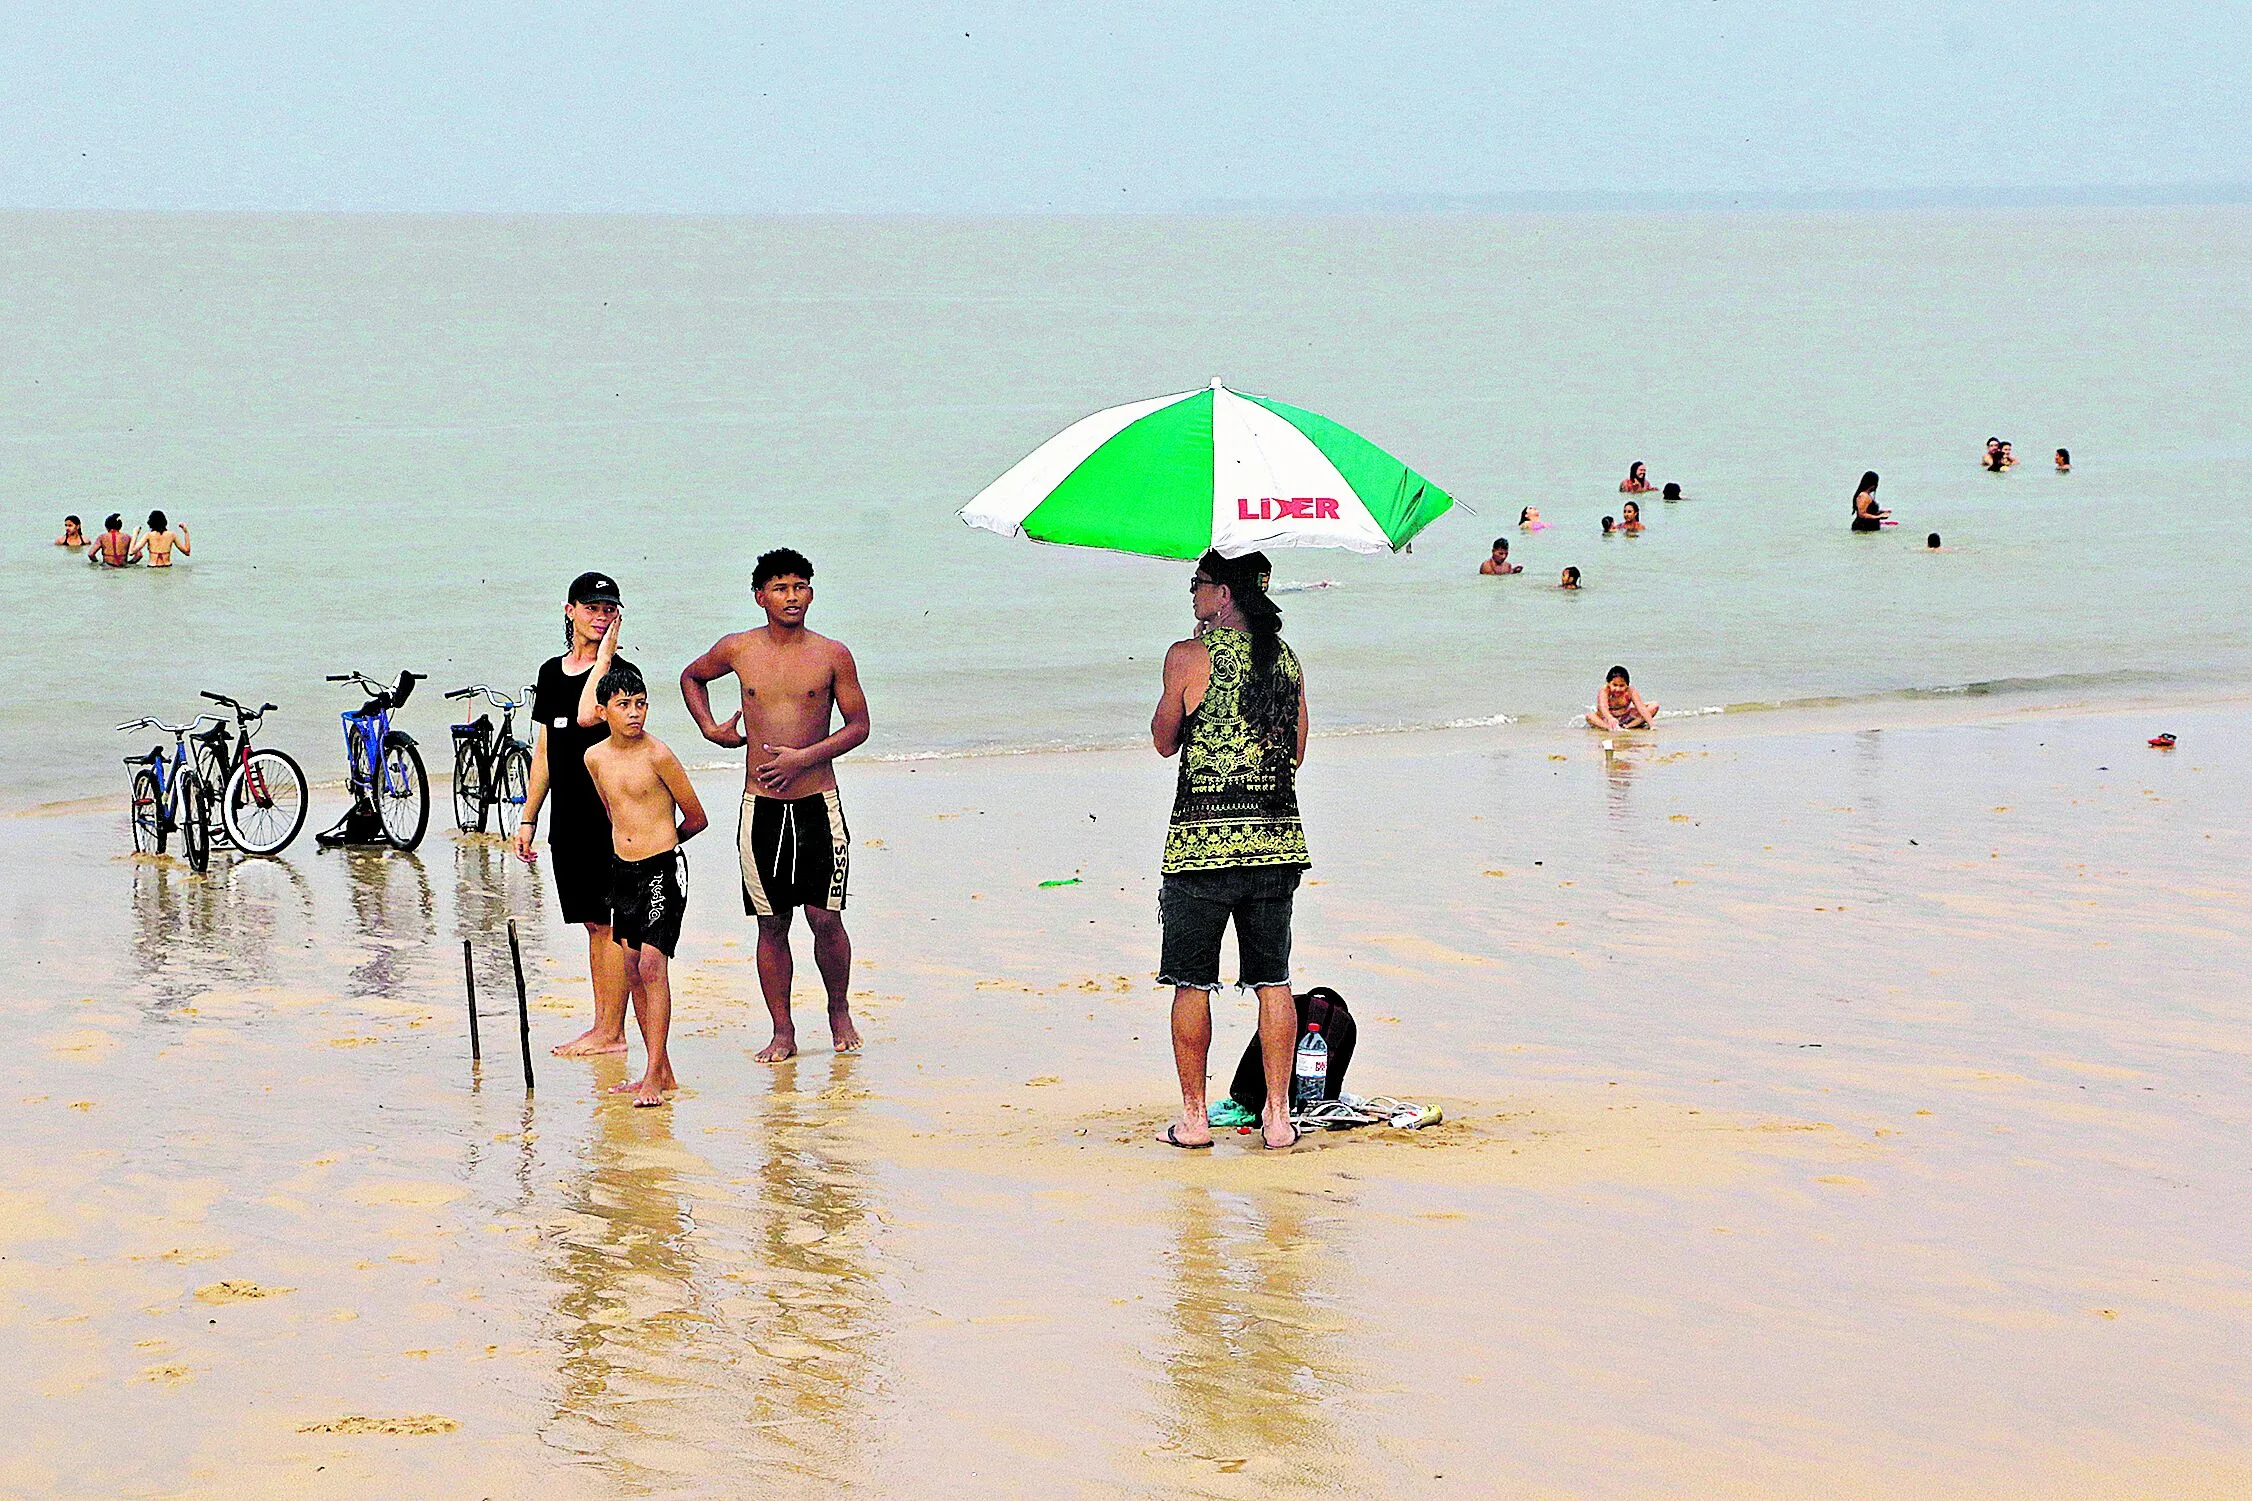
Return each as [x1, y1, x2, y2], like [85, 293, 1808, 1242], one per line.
[1198, 549, 1293, 744]
[1854, 471, 1879, 512]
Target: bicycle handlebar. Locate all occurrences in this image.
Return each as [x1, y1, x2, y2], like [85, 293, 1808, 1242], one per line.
[447, 683, 525, 709]
[200, 690, 279, 719]
[115, 713, 222, 737]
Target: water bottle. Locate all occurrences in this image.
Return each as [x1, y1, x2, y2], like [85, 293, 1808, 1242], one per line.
[1291, 1022, 1328, 1114]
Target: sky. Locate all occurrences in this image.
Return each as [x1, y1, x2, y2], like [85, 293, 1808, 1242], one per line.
[1, 1, 2246, 213]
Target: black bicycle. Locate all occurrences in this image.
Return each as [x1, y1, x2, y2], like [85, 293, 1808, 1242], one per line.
[119, 713, 220, 874]
[191, 691, 311, 856]
[316, 669, 430, 851]
[445, 683, 534, 836]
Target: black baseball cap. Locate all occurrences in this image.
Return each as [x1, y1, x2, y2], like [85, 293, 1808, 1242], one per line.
[567, 571, 621, 606]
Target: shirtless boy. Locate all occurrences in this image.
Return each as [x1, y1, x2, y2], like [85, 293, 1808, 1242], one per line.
[581, 661, 709, 1106]
[1478, 537, 1522, 575]
[681, 548, 871, 1062]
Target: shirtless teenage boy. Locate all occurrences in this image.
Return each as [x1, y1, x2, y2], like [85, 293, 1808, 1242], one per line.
[582, 662, 709, 1105]
[1478, 537, 1522, 575]
[681, 548, 871, 1062]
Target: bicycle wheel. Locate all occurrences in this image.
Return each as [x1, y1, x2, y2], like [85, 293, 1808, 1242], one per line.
[131, 768, 165, 854]
[225, 748, 310, 855]
[180, 774, 213, 874]
[495, 741, 532, 838]
[377, 739, 430, 851]
[452, 737, 488, 832]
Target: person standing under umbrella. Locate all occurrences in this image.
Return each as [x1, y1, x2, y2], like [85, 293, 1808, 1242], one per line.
[1150, 550, 1311, 1151]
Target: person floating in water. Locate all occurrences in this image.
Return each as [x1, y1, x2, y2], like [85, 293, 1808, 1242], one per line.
[2054, 448, 2071, 473]
[87, 513, 136, 567]
[1661, 482, 1682, 502]
[1999, 441, 2016, 469]
[1586, 665, 1659, 730]
[1620, 462, 1653, 494]
[1558, 565, 1582, 590]
[140, 510, 189, 567]
[1927, 532, 1944, 550]
[1601, 515, 1616, 536]
[1984, 438, 2005, 471]
[1619, 500, 1645, 534]
[56, 515, 85, 549]
[1478, 537, 1522, 575]
[1851, 472, 1889, 532]
[1519, 506, 1548, 531]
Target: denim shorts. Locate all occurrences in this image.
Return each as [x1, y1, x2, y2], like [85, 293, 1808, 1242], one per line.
[1158, 865, 1303, 991]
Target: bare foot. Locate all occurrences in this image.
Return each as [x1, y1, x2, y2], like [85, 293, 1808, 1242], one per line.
[552, 1028, 629, 1058]
[829, 1007, 862, 1053]
[754, 1034, 798, 1064]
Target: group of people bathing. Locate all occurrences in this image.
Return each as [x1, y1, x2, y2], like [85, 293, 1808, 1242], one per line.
[513, 545, 1318, 1151]
[58, 511, 190, 567]
[1477, 461, 1682, 589]
[1985, 438, 2070, 474]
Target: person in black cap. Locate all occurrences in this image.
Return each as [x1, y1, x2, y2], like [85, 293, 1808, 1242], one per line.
[514, 570, 639, 1057]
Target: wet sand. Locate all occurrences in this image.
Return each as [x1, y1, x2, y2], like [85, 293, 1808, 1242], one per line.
[7, 695, 2250, 1497]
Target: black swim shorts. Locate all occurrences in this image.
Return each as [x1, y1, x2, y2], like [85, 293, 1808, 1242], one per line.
[551, 838, 614, 927]
[1157, 864, 1302, 991]
[739, 789, 849, 916]
[610, 849, 686, 957]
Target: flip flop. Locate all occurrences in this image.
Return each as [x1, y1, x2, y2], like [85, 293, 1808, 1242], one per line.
[2149, 733, 2177, 748]
[1262, 1123, 1303, 1150]
[1159, 1124, 1213, 1150]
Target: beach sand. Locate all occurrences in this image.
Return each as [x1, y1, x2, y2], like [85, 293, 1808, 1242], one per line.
[6, 695, 2249, 1497]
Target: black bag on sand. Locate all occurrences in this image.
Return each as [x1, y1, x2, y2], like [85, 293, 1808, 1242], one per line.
[1227, 986, 1356, 1113]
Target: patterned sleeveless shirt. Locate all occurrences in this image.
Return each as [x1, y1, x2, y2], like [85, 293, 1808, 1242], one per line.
[1162, 627, 1311, 874]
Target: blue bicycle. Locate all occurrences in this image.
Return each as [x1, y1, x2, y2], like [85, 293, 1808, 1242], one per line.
[119, 712, 222, 873]
[315, 669, 431, 851]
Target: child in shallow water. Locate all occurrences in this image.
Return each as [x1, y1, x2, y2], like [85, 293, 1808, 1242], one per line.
[2055, 448, 2071, 473]
[1558, 566, 1582, 589]
[1586, 665, 1658, 730]
[56, 515, 85, 548]
[1601, 515, 1616, 536]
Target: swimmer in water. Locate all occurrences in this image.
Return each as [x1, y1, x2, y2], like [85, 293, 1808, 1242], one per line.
[2055, 447, 2070, 473]
[1620, 462, 1653, 494]
[1601, 515, 1616, 536]
[1558, 566, 1582, 590]
[1586, 665, 1658, 731]
[1619, 500, 1645, 534]
[140, 510, 190, 567]
[87, 513, 136, 567]
[1984, 437, 2004, 471]
[1850, 472, 1889, 532]
[56, 515, 85, 549]
[1478, 537, 1522, 575]
[1520, 506, 1548, 531]
[1661, 482, 1682, 502]
[1927, 532, 1943, 549]
[1999, 441, 2016, 468]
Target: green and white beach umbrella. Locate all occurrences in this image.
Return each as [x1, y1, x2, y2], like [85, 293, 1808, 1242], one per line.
[960, 379, 1453, 560]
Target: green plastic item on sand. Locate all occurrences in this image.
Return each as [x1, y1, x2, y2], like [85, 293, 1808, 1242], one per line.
[1038, 877, 1083, 888]
[1207, 1097, 1259, 1129]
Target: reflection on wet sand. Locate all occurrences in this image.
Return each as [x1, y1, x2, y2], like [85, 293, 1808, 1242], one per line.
[340, 847, 432, 999]
[128, 853, 313, 1005]
[536, 1057, 885, 1491]
[1152, 1186, 1362, 1486]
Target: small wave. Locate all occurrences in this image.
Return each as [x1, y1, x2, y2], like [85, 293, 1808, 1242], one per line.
[1272, 580, 1343, 594]
[1653, 706, 1725, 720]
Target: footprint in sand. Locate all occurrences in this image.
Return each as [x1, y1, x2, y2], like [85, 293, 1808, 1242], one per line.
[298, 1415, 459, 1436]
[141, 1363, 192, 1385]
[195, 1280, 294, 1304]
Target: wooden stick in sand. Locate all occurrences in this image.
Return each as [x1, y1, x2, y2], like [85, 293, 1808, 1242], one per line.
[462, 938, 482, 1062]
[507, 918, 535, 1091]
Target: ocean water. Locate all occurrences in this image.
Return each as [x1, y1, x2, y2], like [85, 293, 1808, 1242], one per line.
[3, 208, 2248, 809]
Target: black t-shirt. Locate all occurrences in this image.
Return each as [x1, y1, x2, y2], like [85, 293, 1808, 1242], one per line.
[533, 653, 638, 849]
